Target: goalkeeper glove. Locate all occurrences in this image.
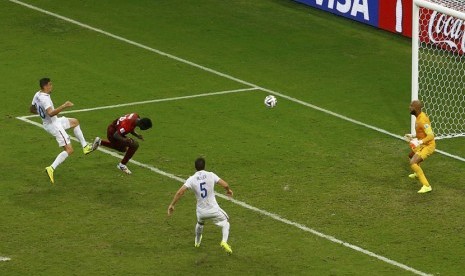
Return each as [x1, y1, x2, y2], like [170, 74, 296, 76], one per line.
[409, 138, 423, 150]
[404, 134, 415, 142]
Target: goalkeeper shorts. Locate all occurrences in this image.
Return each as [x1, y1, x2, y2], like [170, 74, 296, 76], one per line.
[414, 144, 435, 160]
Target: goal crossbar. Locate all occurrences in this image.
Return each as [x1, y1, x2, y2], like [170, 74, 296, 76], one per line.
[414, 0, 465, 20]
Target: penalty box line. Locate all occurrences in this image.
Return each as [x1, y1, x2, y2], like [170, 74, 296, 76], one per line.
[15, 117, 432, 276]
[20, 87, 259, 119]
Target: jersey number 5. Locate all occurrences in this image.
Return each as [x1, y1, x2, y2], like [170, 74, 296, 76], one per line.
[200, 182, 207, 198]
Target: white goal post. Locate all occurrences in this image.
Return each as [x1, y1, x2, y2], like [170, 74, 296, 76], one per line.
[412, 0, 465, 139]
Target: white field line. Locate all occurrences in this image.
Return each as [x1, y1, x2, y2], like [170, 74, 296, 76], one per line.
[21, 87, 258, 119]
[435, 149, 465, 162]
[9, 0, 465, 164]
[16, 116, 431, 276]
[0, 257, 11, 262]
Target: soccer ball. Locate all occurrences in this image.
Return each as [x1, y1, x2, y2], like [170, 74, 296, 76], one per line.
[264, 95, 277, 108]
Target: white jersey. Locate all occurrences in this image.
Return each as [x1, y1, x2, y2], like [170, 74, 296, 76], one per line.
[31, 91, 56, 125]
[184, 170, 221, 211]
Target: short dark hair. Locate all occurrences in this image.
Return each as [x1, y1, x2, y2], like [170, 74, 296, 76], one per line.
[195, 157, 206, 171]
[138, 118, 152, 130]
[39, 78, 51, 89]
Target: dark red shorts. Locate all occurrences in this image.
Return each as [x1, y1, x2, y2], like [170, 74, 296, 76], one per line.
[107, 124, 131, 152]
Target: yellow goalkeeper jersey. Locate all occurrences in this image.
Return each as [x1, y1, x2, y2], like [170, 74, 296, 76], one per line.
[415, 112, 435, 146]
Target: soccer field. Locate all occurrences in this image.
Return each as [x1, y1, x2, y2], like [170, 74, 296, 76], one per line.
[2, 0, 465, 275]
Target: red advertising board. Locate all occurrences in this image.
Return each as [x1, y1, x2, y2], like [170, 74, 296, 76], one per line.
[379, 0, 413, 37]
[294, 0, 413, 38]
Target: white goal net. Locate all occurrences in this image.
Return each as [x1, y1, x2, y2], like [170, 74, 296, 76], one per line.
[412, 0, 465, 139]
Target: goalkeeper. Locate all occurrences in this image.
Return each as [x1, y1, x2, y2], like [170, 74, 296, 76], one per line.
[405, 100, 435, 194]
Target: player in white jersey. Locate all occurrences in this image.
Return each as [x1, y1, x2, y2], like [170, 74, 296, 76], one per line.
[30, 78, 101, 184]
[168, 157, 234, 254]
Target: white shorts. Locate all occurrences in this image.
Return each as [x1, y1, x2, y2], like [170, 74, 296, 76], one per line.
[196, 207, 229, 226]
[43, 117, 71, 147]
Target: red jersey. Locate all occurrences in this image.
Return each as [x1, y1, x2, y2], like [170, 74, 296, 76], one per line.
[111, 113, 139, 136]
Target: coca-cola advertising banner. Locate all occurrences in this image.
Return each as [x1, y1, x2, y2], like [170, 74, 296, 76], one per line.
[420, 9, 465, 54]
[294, 0, 413, 37]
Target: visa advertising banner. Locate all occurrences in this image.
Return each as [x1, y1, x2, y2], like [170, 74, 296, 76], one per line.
[294, 0, 413, 37]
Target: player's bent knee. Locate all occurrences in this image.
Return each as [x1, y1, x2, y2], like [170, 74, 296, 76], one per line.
[69, 118, 79, 127]
[65, 146, 74, 155]
[215, 220, 229, 228]
[410, 158, 421, 165]
[409, 154, 423, 165]
[130, 140, 139, 149]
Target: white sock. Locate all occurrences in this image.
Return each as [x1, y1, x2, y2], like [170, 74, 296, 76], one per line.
[195, 223, 204, 243]
[73, 125, 87, 147]
[51, 151, 69, 169]
[220, 221, 230, 243]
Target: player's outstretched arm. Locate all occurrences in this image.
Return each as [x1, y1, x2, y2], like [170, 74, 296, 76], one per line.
[47, 101, 74, 117]
[217, 179, 233, 198]
[168, 185, 188, 216]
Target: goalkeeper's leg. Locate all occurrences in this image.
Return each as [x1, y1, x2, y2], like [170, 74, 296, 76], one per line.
[410, 154, 432, 193]
[410, 163, 430, 187]
[408, 151, 422, 178]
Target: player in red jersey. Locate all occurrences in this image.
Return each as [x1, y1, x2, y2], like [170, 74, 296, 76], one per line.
[100, 113, 152, 174]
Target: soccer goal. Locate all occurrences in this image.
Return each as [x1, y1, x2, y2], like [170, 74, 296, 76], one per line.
[412, 0, 465, 139]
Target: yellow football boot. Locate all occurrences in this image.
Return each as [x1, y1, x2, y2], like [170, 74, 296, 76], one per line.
[83, 137, 101, 155]
[194, 235, 202, 248]
[220, 241, 232, 254]
[417, 185, 432, 194]
[45, 166, 54, 184]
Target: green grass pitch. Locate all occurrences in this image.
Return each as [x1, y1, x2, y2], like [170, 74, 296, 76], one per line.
[1, 0, 465, 275]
